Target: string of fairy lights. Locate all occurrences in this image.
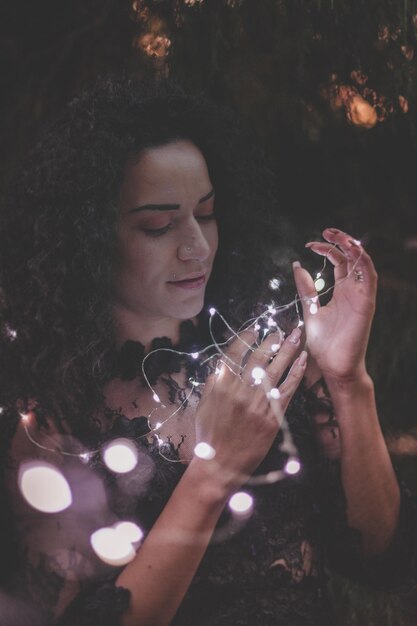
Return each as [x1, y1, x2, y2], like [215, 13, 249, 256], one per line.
[13, 244, 363, 566]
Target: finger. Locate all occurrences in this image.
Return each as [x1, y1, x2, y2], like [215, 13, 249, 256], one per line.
[264, 327, 302, 386]
[305, 241, 348, 281]
[222, 329, 258, 374]
[344, 239, 378, 288]
[267, 351, 308, 421]
[322, 229, 377, 287]
[241, 330, 285, 383]
[292, 261, 320, 319]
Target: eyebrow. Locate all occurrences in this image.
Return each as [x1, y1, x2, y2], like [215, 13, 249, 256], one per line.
[127, 189, 215, 214]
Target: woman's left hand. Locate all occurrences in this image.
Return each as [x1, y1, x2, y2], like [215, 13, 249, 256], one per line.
[292, 227, 377, 382]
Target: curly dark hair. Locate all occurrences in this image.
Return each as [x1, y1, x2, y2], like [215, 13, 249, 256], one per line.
[0, 76, 293, 434]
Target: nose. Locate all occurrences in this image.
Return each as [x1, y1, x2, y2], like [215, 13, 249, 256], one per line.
[177, 222, 211, 262]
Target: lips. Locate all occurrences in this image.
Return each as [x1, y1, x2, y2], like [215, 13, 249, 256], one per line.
[167, 273, 206, 290]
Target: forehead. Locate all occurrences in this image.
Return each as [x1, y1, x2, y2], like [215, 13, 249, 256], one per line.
[119, 140, 211, 208]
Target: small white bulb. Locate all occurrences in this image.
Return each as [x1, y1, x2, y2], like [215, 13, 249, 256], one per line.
[314, 278, 325, 292]
[152, 393, 161, 403]
[191, 352, 199, 359]
[297, 320, 304, 328]
[269, 278, 281, 290]
[209, 307, 216, 316]
[271, 343, 280, 352]
[194, 442, 216, 460]
[268, 388, 281, 400]
[229, 492, 254, 515]
[90, 522, 143, 567]
[114, 521, 143, 544]
[251, 367, 266, 381]
[285, 458, 301, 475]
[102, 438, 138, 474]
[309, 303, 318, 315]
[19, 462, 72, 513]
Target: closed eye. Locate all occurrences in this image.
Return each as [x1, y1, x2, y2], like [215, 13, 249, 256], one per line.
[141, 223, 173, 237]
[196, 213, 215, 222]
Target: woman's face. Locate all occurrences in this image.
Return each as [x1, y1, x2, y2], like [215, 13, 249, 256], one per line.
[113, 140, 218, 326]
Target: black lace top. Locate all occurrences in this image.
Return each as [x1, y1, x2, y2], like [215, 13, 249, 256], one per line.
[1, 324, 416, 626]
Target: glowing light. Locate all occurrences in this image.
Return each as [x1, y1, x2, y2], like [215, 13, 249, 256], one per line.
[267, 318, 277, 327]
[297, 320, 304, 328]
[153, 393, 161, 403]
[347, 94, 377, 129]
[271, 343, 280, 352]
[154, 422, 162, 430]
[114, 521, 143, 544]
[251, 367, 266, 381]
[194, 442, 216, 460]
[353, 239, 361, 246]
[91, 521, 143, 567]
[102, 438, 138, 474]
[229, 492, 254, 515]
[254, 323, 261, 331]
[5, 326, 17, 340]
[267, 305, 277, 315]
[190, 379, 200, 387]
[191, 352, 199, 359]
[19, 461, 72, 513]
[309, 303, 318, 315]
[0, 407, 3, 414]
[209, 307, 216, 316]
[285, 458, 301, 475]
[314, 278, 325, 292]
[20, 412, 30, 423]
[215, 367, 221, 375]
[79, 452, 91, 463]
[268, 388, 281, 400]
[269, 278, 281, 290]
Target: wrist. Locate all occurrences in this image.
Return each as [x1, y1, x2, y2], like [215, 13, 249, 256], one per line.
[186, 457, 235, 507]
[323, 369, 374, 397]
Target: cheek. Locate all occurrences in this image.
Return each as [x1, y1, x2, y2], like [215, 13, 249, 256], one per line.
[119, 237, 173, 282]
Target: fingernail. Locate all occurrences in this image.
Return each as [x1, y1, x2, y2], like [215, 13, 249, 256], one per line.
[288, 327, 302, 343]
[326, 228, 339, 234]
[348, 238, 361, 247]
[292, 261, 301, 269]
[297, 350, 308, 367]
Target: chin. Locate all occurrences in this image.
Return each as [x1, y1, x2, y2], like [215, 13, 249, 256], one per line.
[170, 297, 205, 321]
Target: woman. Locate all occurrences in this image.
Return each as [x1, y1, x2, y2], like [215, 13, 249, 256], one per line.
[0, 78, 413, 626]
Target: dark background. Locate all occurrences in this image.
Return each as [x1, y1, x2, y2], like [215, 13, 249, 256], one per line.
[1, 0, 417, 283]
[1, 2, 417, 624]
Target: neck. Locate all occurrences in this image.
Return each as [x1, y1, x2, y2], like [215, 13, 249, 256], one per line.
[111, 303, 196, 350]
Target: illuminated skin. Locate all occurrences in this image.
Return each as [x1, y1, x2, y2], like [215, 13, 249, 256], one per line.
[294, 228, 400, 555]
[112, 140, 218, 348]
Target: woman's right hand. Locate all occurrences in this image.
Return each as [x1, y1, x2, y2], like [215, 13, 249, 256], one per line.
[193, 326, 307, 492]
